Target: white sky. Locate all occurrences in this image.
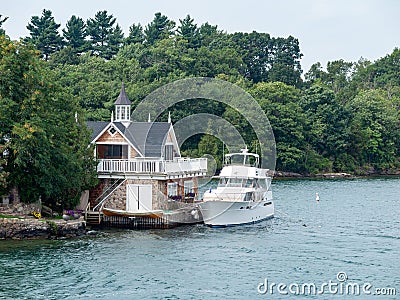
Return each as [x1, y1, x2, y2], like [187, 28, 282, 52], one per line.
[2, 0, 399, 73]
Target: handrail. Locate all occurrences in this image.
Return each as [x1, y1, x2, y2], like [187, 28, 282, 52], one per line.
[93, 179, 127, 211]
[97, 158, 207, 175]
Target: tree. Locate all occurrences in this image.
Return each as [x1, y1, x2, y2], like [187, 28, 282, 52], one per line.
[62, 15, 87, 54]
[250, 82, 307, 172]
[346, 89, 399, 172]
[26, 9, 63, 60]
[86, 11, 124, 59]
[177, 15, 200, 49]
[125, 23, 145, 45]
[230, 32, 302, 86]
[0, 36, 97, 209]
[198, 22, 221, 47]
[300, 83, 350, 172]
[0, 15, 8, 36]
[144, 12, 175, 44]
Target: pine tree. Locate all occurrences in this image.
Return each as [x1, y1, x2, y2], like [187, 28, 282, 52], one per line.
[26, 9, 63, 60]
[177, 15, 200, 49]
[144, 12, 175, 44]
[86, 10, 124, 59]
[125, 23, 144, 45]
[62, 15, 87, 54]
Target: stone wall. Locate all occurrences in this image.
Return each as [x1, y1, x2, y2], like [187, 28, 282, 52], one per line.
[103, 179, 167, 210]
[0, 218, 86, 239]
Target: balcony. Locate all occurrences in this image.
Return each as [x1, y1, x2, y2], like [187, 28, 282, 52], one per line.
[97, 158, 207, 177]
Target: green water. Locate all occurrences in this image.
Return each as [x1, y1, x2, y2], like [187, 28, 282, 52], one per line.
[0, 178, 399, 299]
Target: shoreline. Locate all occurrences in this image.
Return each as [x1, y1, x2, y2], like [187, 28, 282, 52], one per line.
[273, 171, 400, 179]
[0, 217, 86, 240]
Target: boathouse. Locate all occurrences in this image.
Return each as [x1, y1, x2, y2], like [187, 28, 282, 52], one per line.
[85, 83, 207, 226]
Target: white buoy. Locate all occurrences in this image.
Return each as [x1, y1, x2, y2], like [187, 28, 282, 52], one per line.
[316, 192, 320, 202]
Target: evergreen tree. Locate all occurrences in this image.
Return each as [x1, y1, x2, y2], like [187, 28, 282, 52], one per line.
[144, 12, 175, 44]
[0, 15, 8, 36]
[125, 23, 145, 45]
[63, 15, 87, 54]
[26, 9, 63, 60]
[86, 10, 124, 59]
[198, 22, 221, 47]
[177, 15, 200, 49]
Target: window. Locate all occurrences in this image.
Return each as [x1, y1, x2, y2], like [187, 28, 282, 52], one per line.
[108, 127, 117, 136]
[184, 181, 194, 194]
[124, 106, 130, 120]
[164, 144, 174, 161]
[167, 182, 178, 196]
[116, 106, 121, 120]
[97, 144, 128, 159]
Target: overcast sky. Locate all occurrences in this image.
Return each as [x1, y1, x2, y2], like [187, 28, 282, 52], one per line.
[2, 0, 399, 73]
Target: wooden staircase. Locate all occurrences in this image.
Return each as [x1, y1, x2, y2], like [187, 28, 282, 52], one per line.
[85, 211, 103, 226]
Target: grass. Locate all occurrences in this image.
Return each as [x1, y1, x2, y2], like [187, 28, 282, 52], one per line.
[0, 214, 22, 219]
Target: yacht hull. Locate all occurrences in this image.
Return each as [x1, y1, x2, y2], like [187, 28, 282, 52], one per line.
[198, 200, 274, 227]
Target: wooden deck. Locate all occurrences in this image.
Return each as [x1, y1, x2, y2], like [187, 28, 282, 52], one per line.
[85, 207, 202, 229]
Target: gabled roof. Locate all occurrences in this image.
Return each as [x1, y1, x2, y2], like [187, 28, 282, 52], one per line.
[114, 82, 131, 105]
[86, 121, 173, 158]
[127, 122, 172, 157]
[86, 121, 109, 141]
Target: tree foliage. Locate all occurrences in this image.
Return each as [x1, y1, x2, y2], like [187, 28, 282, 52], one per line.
[13, 10, 400, 175]
[0, 15, 8, 36]
[144, 13, 175, 45]
[63, 15, 87, 54]
[0, 36, 97, 208]
[86, 11, 124, 59]
[26, 9, 63, 60]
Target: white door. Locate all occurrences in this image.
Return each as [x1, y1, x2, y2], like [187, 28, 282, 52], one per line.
[126, 184, 152, 212]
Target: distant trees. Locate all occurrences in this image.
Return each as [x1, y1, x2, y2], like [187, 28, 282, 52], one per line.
[230, 32, 303, 86]
[14, 9, 400, 175]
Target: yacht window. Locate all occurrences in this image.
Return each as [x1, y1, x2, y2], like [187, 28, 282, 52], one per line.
[226, 178, 242, 187]
[218, 178, 229, 187]
[259, 179, 268, 189]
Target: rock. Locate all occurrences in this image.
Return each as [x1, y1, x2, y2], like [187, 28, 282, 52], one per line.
[0, 218, 86, 239]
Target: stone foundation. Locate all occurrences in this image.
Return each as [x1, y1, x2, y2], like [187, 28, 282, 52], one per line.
[0, 218, 86, 239]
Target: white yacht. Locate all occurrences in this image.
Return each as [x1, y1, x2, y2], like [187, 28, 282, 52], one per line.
[198, 148, 274, 227]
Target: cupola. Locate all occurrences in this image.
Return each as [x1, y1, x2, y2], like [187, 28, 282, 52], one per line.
[114, 82, 131, 127]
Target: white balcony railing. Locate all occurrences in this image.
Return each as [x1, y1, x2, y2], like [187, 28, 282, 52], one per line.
[97, 158, 207, 175]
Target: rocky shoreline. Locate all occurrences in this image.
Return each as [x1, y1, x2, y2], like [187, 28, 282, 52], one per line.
[0, 217, 86, 240]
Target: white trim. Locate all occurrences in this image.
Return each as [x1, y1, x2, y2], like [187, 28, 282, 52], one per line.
[161, 124, 181, 158]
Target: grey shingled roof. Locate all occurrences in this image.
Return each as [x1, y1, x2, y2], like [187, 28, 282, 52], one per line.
[86, 121, 110, 141]
[86, 121, 172, 158]
[126, 122, 171, 157]
[114, 82, 131, 105]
